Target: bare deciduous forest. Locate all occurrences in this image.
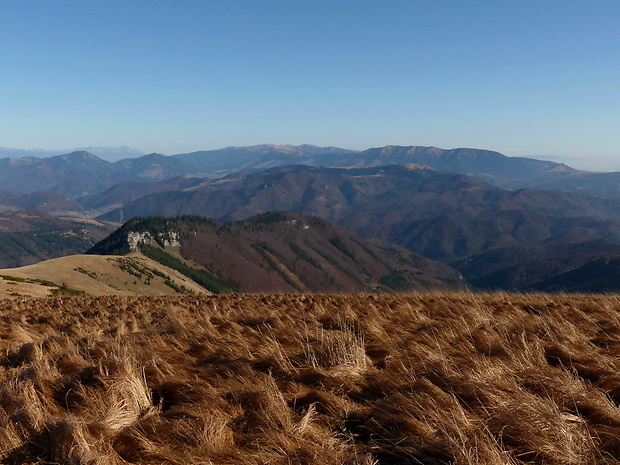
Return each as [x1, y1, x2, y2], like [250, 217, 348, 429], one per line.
[2, 293, 620, 464]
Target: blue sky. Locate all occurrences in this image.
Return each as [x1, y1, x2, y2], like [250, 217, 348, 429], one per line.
[1, 1, 619, 163]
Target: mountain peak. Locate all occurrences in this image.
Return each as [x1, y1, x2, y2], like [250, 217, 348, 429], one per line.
[74, 146, 146, 162]
[379, 145, 401, 154]
[57, 151, 107, 162]
[143, 153, 168, 159]
[544, 163, 580, 174]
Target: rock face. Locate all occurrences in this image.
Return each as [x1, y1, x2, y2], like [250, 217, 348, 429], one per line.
[127, 231, 181, 251]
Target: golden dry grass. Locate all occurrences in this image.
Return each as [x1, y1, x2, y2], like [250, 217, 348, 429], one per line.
[1, 293, 620, 463]
[0, 253, 208, 297]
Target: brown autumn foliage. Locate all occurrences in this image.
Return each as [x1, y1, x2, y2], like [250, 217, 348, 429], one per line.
[2, 293, 620, 464]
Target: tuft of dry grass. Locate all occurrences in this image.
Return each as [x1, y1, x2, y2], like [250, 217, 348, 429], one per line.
[2, 293, 620, 463]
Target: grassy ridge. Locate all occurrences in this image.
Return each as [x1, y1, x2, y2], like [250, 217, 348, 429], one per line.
[1, 293, 620, 464]
[0, 274, 84, 297]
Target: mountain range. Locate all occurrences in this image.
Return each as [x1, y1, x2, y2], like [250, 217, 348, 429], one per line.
[0, 143, 615, 198]
[85, 163, 620, 291]
[99, 164, 620, 253]
[0, 151, 193, 198]
[3, 143, 620, 292]
[0, 146, 145, 162]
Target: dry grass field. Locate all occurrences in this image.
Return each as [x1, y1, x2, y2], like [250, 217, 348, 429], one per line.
[2, 293, 620, 464]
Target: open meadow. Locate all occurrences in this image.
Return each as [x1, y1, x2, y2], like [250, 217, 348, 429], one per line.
[2, 292, 620, 464]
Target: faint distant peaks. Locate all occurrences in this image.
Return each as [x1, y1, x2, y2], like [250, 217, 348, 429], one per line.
[74, 146, 146, 162]
[233, 144, 355, 155]
[0, 146, 145, 162]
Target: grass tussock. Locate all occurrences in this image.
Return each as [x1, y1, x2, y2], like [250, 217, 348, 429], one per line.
[1, 293, 620, 463]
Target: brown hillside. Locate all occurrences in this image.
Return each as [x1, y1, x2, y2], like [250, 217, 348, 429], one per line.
[178, 212, 466, 292]
[1, 293, 620, 463]
[89, 213, 467, 293]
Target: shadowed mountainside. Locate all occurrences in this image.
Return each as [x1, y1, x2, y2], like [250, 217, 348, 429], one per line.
[452, 239, 620, 291]
[2, 191, 85, 214]
[0, 211, 116, 268]
[525, 256, 620, 293]
[77, 176, 205, 217]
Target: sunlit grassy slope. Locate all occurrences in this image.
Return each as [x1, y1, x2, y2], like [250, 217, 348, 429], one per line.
[0, 253, 208, 297]
[2, 293, 620, 464]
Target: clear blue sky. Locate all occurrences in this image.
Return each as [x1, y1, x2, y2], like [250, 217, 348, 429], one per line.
[1, 1, 619, 160]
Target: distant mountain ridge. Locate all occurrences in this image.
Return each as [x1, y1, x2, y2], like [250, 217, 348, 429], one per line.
[0, 151, 193, 197]
[170, 144, 586, 189]
[171, 144, 355, 176]
[2, 142, 619, 200]
[0, 145, 145, 161]
[100, 164, 620, 248]
[75, 146, 146, 161]
[344, 145, 584, 188]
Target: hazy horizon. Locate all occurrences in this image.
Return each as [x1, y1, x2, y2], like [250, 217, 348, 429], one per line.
[2, 142, 620, 172]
